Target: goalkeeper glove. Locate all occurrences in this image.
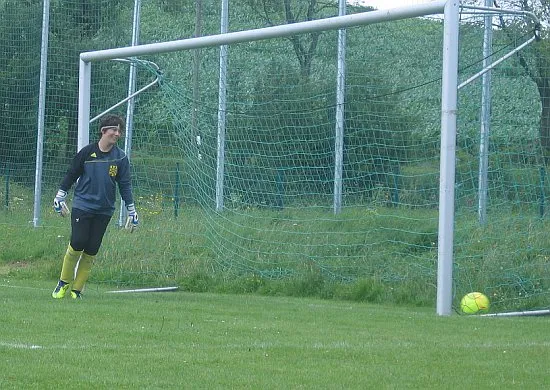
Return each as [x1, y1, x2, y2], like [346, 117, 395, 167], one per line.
[125, 203, 139, 232]
[53, 189, 70, 217]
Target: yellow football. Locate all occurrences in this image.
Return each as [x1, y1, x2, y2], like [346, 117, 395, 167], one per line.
[460, 292, 490, 314]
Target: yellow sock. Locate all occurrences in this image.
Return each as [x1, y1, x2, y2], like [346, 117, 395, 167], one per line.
[60, 244, 82, 283]
[72, 252, 95, 292]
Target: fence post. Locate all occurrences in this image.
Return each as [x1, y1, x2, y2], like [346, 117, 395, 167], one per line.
[174, 163, 180, 218]
[540, 166, 545, 218]
[392, 165, 400, 206]
[4, 162, 10, 210]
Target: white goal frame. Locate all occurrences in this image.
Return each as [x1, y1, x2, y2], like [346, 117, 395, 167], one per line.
[77, 1, 460, 316]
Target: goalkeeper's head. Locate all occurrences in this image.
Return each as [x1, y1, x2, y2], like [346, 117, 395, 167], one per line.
[99, 114, 125, 137]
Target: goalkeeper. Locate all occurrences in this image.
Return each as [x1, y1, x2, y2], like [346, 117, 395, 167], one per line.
[52, 114, 138, 299]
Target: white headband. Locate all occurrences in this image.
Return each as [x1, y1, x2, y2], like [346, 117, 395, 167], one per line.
[101, 125, 121, 132]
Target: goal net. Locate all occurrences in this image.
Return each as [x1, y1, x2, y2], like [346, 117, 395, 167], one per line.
[79, 3, 454, 308]
[77, 3, 547, 315]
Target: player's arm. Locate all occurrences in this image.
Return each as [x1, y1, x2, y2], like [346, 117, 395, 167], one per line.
[117, 153, 139, 231]
[53, 145, 88, 217]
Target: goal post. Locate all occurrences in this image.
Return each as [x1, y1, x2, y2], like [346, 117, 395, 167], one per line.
[74, 1, 543, 316]
[438, 0, 460, 316]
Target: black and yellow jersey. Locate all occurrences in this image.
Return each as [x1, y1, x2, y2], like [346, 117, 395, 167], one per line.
[60, 143, 134, 216]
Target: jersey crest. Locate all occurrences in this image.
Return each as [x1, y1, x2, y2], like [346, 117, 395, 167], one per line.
[109, 165, 118, 177]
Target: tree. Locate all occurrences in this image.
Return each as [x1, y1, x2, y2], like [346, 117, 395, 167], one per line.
[242, 0, 338, 79]
[465, 1, 550, 162]
[0, 0, 42, 181]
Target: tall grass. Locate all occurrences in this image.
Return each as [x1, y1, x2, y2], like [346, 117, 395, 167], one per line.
[2, 180, 550, 312]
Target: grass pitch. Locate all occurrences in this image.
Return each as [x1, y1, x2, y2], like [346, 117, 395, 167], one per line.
[1, 280, 550, 389]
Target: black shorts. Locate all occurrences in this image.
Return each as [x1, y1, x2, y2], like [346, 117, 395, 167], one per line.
[70, 208, 112, 256]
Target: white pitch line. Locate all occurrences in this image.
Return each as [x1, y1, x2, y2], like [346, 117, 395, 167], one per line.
[0, 284, 49, 291]
[0, 341, 127, 351]
[0, 342, 43, 350]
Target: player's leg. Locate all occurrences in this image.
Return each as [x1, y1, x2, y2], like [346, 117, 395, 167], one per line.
[72, 213, 111, 298]
[71, 252, 93, 299]
[52, 208, 89, 298]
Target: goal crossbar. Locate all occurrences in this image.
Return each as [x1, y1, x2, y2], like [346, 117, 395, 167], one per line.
[80, 1, 447, 63]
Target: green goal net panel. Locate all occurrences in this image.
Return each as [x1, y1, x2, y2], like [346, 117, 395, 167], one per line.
[93, 7, 546, 313]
